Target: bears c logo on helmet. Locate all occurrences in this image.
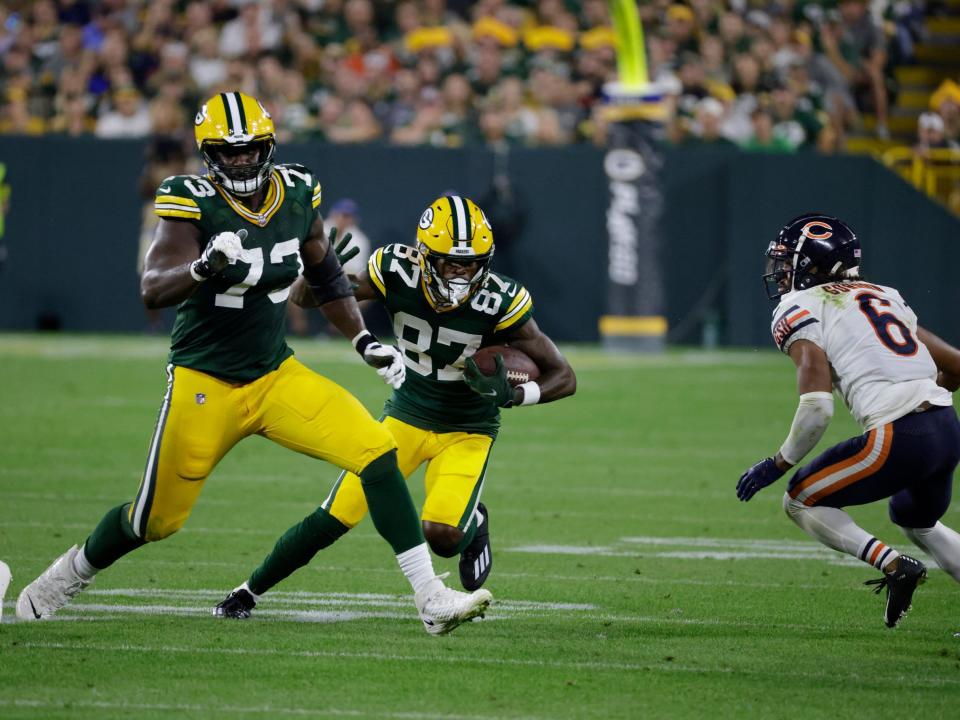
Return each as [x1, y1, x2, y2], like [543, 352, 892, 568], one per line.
[801, 221, 833, 240]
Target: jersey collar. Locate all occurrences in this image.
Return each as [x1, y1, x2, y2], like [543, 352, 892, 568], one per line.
[214, 170, 285, 227]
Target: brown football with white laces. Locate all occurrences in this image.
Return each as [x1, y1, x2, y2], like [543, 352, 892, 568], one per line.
[470, 345, 540, 387]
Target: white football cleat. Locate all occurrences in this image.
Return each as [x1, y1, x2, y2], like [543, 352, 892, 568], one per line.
[16, 545, 92, 621]
[415, 572, 492, 636]
[0, 560, 11, 622]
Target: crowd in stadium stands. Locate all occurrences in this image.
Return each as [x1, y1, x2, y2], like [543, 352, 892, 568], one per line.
[0, 0, 956, 154]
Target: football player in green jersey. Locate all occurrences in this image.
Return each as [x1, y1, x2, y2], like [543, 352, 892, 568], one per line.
[214, 194, 576, 618]
[16, 93, 492, 635]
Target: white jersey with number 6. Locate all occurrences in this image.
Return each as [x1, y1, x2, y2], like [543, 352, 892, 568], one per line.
[771, 281, 952, 431]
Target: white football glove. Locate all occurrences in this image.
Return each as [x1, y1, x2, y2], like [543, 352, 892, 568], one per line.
[364, 342, 406, 389]
[192, 229, 246, 280]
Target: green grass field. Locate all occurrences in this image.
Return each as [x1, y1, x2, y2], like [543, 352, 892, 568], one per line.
[1, 335, 958, 719]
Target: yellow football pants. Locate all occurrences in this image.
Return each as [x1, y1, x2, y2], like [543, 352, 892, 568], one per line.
[322, 416, 493, 530]
[128, 357, 395, 541]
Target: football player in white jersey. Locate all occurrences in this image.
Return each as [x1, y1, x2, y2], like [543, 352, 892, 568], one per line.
[737, 213, 960, 628]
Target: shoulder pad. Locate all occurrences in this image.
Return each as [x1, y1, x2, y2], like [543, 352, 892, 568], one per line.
[154, 175, 215, 221]
[275, 164, 322, 209]
[771, 293, 821, 353]
[487, 273, 533, 333]
[368, 244, 423, 299]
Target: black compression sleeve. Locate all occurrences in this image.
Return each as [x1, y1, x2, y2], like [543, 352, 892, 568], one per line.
[303, 247, 353, 305]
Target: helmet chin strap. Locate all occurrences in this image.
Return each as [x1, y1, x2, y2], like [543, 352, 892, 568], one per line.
[791, 235, 807, 292]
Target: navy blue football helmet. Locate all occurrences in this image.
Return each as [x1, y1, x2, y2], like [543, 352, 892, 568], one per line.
[764, 213, 861, 299]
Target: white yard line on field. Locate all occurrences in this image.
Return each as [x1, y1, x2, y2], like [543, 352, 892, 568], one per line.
[9, 640, 960, 688]
[0, 698, 535, 720]
[0, 586, 933, 635]
[84, 588, 596, 612]
[507, 543, 863, 565]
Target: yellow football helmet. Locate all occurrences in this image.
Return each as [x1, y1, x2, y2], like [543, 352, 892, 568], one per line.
[416, 195, 495, 309]
[194, 92, 276, 196]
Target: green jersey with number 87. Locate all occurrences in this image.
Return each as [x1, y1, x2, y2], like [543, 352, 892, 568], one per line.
[154, 163, 322, 382]
[367, 243, 533, 437]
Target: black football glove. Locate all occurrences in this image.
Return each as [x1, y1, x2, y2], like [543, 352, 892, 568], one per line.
[463, 355, 516, 408]
[330, 226, 359, 266]
[327, 226, 359, 290]
[736, 457, 785, 502]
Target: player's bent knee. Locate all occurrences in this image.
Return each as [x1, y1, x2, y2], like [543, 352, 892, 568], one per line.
[358, 448, 400, 484]
[783, 493, 804, 519]
[363, 421, 397, 453]
[143, 515, 189, 542]
[423, 521, 463, 558]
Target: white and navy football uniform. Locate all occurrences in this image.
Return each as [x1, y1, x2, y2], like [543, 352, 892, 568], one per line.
[772, 281, 959, 534]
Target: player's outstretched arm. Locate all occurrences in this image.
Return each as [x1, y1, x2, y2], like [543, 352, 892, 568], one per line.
[736, 339, 833, 502]
[300, 214, 404, 388]
[918, 326, 960, 392]
[499, 318, 576, 405]
[290, 226, 377, 307]
[140, 218, 205, 309]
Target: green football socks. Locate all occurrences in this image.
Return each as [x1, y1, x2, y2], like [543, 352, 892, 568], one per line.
[83, 503, 146, 570]
[248, 507, 349, 595]
[359, 449, 425, 554]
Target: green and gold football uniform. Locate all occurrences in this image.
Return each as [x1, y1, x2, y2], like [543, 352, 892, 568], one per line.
[130, 164, 396, 542]
[322, 242, 533, 532]
[155, 163, 322, 382]
[369, 243, 533, 438]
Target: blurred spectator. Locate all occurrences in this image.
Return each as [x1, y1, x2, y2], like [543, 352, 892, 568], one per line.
[96, 87, 152, 138]
[930, 80, 960, 146]
[742, 107, 795, 153]
[137, 136, 190, 332]
[666, 5, 699, 55]
[391, 86, 444, 145]
[440, 73, 479, 146]
[769, 82, 824, 151]
[818, 0, 889, 139]
[288, 197, 373, 336]
[915, 112, 959, 154]
[685, 97, 738, 149]
[329, 198, 370, 277]
[0, 0, 923, 153]
[189, 27, 227, 92]
[219, 4, 283, 60]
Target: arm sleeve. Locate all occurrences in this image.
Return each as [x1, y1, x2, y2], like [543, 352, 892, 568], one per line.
[779, 391, 835, 466]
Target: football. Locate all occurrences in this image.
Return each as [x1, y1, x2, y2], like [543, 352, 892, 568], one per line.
[471, 345, 540, 386]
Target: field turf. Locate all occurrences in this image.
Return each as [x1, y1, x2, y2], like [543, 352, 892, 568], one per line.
[1, 334, 958, 719]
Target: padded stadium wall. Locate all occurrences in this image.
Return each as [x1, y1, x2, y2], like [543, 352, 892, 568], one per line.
[0, 137, 957, 346]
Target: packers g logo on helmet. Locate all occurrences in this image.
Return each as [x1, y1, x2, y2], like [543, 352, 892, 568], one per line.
[195, 92, 276, 197]
[416, 195, 494, 310]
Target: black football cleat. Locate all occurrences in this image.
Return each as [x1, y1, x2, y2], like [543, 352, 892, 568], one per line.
[459, 503, 492, 591]
[864, 555, 927, 628]
[214, 585, 257, 619]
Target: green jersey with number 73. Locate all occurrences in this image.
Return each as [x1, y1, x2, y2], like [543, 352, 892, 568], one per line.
[367, 243, 534, 437]
[154, 164, 322, 382]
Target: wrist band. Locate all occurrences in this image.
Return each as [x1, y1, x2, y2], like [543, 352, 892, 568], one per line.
[518, 381, 541, 406]
[352, 330, 376, 356]
[189, 260, 209, 283]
